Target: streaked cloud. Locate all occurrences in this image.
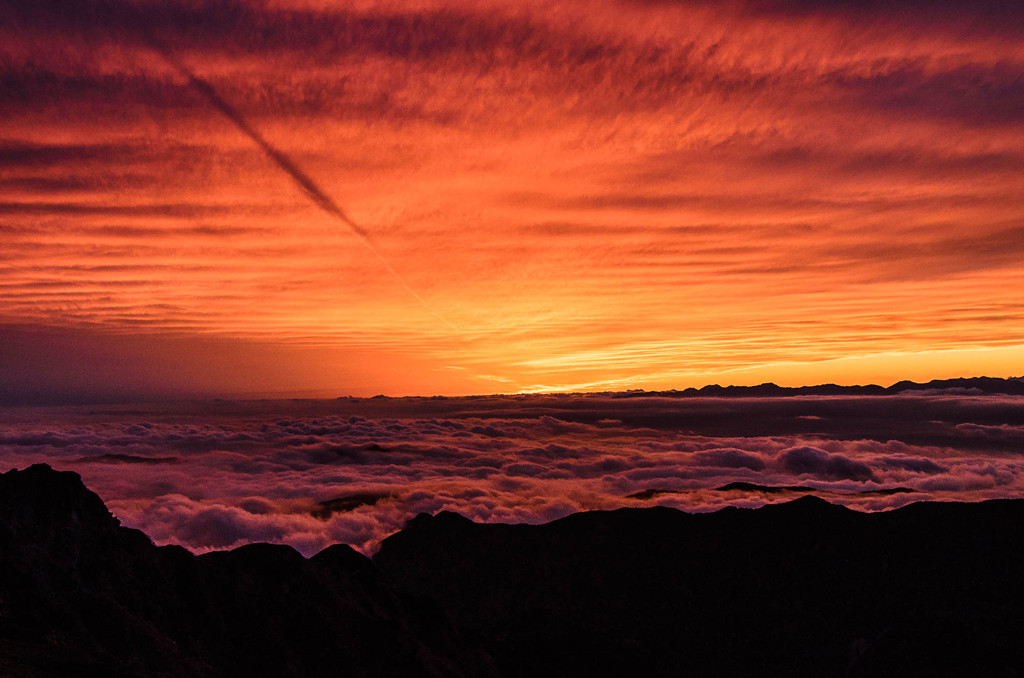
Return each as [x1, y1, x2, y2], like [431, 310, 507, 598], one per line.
[2, 0, 1023, 396]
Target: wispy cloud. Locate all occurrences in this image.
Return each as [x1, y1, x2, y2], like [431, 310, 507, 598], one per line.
[2, 0, 1023, 394]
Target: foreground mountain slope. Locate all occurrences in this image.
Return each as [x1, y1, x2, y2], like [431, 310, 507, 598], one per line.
[374, 498, 1024, 677]
[0, 464, 495, 678]
[3, 464, 1024, 677]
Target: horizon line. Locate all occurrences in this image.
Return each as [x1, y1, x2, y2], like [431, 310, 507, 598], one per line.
[4, 374, 1023, 407]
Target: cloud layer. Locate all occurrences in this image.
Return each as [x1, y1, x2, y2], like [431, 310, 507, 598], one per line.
[3, 394, 1024, 555]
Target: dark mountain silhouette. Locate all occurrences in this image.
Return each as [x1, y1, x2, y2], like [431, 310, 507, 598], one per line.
[0, 465, 495, 678]
[376, 500, 1024, 677]
[628, 483, 919, 499]
[604, 374, 1024, 398]
[626, 484, 830, 499]
[4, 465, 1024, 677]
[713, 482, 918, 496]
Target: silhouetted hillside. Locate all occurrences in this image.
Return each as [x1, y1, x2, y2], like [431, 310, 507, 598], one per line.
[376, 499, 1024, 677]
[3, 465, 1024, 677]
[0, 465, 495, 678]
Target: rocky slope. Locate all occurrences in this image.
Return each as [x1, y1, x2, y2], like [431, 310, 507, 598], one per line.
[376, 499, 1024, 677]
[3, 464, 1024, 677]
[0, 465, 495, 678]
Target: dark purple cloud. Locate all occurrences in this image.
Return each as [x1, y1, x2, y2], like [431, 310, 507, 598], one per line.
[635, 0, 1024, 34]
[0, 140, 143, 167]
[835, 62, 1024, 127]
[879, 455, 947, 474]
[693, 448, 768, 470]
[74, 453, 180, 464]
[779, 446, 875, 481]
[0, 201, 235, 218]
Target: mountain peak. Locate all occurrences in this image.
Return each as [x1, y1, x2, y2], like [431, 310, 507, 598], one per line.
[0, 463, 123, 550]
[0, 465, 497, 677]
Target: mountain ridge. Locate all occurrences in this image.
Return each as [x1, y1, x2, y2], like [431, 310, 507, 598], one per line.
[0, 464, 495, 678]
[3, 464, 1024, 677]
[600, 374, 1024, 398]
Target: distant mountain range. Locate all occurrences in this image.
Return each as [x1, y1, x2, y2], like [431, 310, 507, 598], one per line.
[598, 375, 1024, 398]
[354, 375, 1024, 400]
[3, 464, 1024, 677]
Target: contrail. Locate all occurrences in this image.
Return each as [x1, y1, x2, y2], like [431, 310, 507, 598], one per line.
[144, 32, 454, 330]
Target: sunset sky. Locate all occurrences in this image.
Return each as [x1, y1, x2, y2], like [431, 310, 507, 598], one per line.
[3, 0, 1024, 400]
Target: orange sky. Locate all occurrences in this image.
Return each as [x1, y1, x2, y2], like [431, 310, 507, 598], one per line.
[2, 0, 1024, 399]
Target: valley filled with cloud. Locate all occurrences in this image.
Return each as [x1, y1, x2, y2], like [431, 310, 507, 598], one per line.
[4, 393, 1023, 555]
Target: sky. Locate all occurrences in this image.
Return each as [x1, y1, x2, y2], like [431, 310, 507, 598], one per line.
[2, 0, 1024, 400]
[4, 394, 1024, 555]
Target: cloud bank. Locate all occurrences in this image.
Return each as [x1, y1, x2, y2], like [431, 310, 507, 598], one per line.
[3, 394, 1023, 555]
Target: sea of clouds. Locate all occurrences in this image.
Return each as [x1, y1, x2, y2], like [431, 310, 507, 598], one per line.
[2, 394, 1023, 556]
